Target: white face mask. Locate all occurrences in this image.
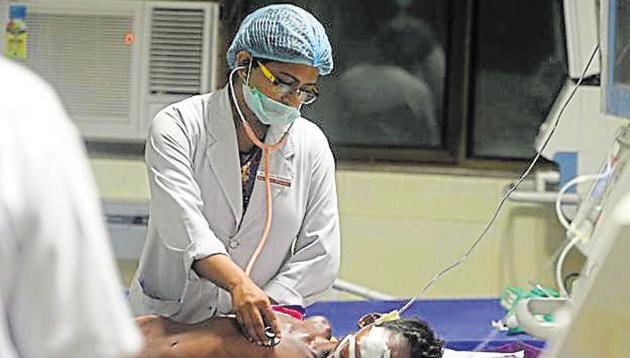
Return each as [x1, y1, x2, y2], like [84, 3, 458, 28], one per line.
[241, 82, 301, 126]
[238, 60, 301, 127]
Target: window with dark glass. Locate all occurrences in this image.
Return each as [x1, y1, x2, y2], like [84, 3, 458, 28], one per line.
[470, 0, 567, 159]
[244, 0, 567, 164]
[248, 0, 448, 149]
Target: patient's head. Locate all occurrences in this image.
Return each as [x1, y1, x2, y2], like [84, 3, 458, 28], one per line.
[331, 318, 444, 358]
[378, 319, 444, 358]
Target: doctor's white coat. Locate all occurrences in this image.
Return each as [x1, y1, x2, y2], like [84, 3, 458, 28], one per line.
[128, 87, 341, 323]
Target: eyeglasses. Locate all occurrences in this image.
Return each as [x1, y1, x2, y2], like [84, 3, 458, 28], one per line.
[257, 61, 319, 105]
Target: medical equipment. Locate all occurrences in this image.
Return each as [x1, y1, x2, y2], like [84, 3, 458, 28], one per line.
[548, 126, 629, 301]
[497, 285, 559, 334]
[514, 126, 630, 340]
[264, 326, 281, 347]
[566, 131, 628, 255]
[217, 312, 280, 347]
[552, 150, 614, 297]
[553, 163, 612, 233]
[518, 144, 630, 348]
[601, 0, 630, 118]
[531, 0, 629, 196]
[516, 130, 630, 344]
[542, 193, 630, 357]
[515, 2, 630, 345]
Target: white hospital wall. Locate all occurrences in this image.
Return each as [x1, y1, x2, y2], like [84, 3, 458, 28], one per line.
[93, 158, 583, 298]
[333, 166, 584, 298]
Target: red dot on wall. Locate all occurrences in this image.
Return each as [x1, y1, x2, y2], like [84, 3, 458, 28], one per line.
[124, 32, 135, 45]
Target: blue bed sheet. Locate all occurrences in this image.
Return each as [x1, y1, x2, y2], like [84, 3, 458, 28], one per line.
[307, 298, 545, 351]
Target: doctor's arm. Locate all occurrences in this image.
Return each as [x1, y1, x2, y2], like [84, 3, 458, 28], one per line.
[264, 139, 341, 307]
[147, 109, 279, 344]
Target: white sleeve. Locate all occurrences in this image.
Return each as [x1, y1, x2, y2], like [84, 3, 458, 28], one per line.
[145, 107, 228, 273]
[264, 136, 341, 307]
[5, 79, 142, 358]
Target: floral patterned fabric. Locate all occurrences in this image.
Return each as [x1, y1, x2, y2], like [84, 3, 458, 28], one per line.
[239, 147, 262, 213]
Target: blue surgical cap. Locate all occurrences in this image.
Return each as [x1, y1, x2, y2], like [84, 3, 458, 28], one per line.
[227, 4, 333, 76]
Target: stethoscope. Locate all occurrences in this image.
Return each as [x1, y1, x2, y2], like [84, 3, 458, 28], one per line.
[227, 62, 293, 276]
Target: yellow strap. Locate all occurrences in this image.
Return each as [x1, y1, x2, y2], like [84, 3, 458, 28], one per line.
[374, 310, 400, 325]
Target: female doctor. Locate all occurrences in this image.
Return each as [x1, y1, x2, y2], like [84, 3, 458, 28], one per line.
[128, 4, 340, 347]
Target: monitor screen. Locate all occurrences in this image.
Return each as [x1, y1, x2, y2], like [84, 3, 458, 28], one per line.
[602, 0, 630, 118]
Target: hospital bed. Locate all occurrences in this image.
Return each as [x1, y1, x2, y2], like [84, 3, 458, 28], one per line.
[308, 298, 544, 352]
[105, 205, 545, 354]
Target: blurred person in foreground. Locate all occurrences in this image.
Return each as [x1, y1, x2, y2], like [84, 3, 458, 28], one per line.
[0, 57, 142, 357]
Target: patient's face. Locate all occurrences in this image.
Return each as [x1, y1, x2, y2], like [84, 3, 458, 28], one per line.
[333, 325, 411, 358]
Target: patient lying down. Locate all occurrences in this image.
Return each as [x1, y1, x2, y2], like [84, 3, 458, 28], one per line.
[137, 312, 444, 358]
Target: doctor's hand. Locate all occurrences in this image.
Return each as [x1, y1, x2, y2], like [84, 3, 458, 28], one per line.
[231, 277, 281, 346]
[192, 254, 281, 345]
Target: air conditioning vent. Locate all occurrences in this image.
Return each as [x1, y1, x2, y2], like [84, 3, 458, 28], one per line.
[14, 0, 219, 140]
[149, 7, 204, 95]
[24, 13, 134, 121]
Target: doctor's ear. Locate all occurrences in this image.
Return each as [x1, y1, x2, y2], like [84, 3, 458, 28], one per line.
[236, 51, 252, 70]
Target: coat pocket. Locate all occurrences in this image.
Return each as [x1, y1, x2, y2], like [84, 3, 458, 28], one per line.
[137, 278, 182, 317]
